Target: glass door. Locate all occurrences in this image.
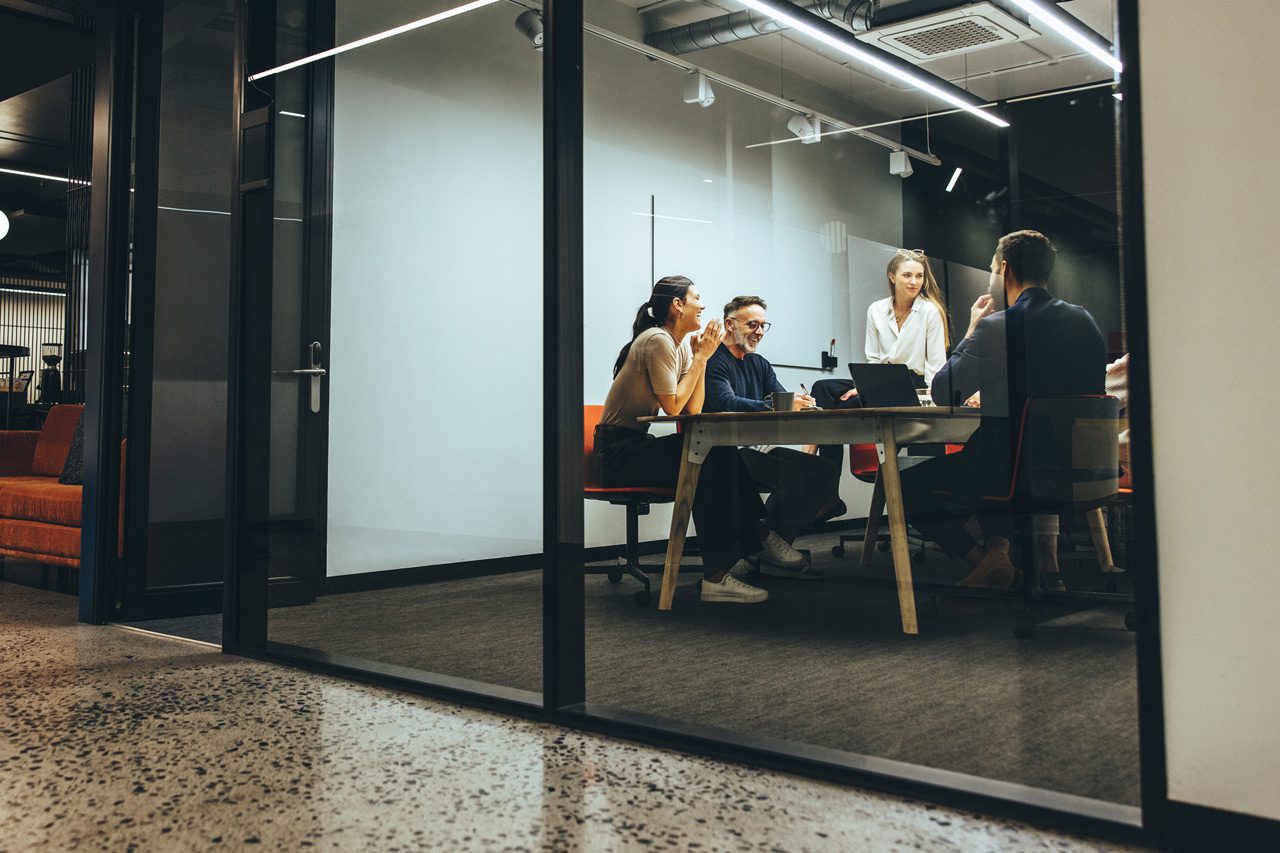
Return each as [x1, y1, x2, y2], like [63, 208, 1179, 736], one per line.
[228, 0, 544, 703]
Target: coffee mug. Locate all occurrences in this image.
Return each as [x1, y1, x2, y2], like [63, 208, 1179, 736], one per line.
[768, 391, 795, 411]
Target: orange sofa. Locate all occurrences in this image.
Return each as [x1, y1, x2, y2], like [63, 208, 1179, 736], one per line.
[0, 405, 87, 569]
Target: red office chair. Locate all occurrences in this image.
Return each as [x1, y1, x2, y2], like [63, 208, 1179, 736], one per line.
[959, 395, 1123, 636]
[583, 405, 675, 606]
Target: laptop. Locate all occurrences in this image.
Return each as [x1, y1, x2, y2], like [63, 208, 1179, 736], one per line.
[848, 363, 921, 407]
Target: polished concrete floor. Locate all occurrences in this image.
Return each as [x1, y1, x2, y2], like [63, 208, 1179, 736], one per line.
[0, 581, 1146, 851]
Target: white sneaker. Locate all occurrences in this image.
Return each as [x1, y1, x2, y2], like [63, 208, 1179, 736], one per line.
[701, 573, 769, 604]
[755, 530, 806, 569]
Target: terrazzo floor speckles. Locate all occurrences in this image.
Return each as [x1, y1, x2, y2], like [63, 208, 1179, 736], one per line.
[0, 582, 1147, 852]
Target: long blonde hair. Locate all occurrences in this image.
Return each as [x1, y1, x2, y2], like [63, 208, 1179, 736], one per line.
[887, 249, 950, 348]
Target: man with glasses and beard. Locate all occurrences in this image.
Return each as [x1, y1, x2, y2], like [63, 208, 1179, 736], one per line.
[704, 296, 844, 579]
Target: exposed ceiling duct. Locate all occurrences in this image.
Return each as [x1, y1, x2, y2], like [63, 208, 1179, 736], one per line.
[644, 0, 876, 56]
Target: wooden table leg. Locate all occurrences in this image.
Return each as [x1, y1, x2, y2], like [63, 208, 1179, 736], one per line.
[658, 430, 703, 611]
[876, 418, 919, 635]
[860, 472, 885, 567]
[1085, 506, 1115, 571]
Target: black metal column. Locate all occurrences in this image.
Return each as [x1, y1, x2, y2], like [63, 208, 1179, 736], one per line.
[1115, 0, 1168, 840]
[79, 0, 136, 623]
[543, 0, 586, 708]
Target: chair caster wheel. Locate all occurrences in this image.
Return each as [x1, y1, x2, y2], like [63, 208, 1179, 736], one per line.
[634, 589, 651, 606]
[831, 545, 845, 558]
[1124, 610, 1136, 631]
[607, 570, 622, 584]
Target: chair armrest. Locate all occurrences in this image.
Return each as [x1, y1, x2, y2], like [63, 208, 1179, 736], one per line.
[0, 430, 40, 476]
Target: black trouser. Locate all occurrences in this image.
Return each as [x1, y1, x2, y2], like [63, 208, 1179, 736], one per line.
[898, 452, 1013, 559]
[740, 447, 840, 541]
[595, 426, 765, 571]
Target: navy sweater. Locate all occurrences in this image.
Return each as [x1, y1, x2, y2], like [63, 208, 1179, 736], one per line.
[705, 344, 786, 413]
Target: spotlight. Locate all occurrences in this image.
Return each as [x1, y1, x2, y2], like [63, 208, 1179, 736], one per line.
[515, 9, 543, 51]
[889, 150, 913, 178]
[787, 114, 820, 144]
[682, 71, 715, 108]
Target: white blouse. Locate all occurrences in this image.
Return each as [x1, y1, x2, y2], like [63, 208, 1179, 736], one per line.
[864, 296, 947, 385]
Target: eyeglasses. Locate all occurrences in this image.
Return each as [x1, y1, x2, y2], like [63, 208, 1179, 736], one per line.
[732, 319, 771, 332]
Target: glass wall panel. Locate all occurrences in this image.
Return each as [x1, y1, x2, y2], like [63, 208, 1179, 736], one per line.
[261, 0, 544, 698]
[141, 0, 235, 596]
[583, 0, 1139, 813]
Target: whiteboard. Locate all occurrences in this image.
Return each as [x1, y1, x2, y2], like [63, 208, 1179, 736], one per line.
[651, 194, 835, 366]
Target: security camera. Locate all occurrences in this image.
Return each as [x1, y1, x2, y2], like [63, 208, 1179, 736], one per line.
[515, 10, 544, 51]
[682, 72, 715, 108]
[787, 114, 820, 144]
[889, 150, 913, 178]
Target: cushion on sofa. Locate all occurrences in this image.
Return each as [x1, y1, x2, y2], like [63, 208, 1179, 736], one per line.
[31, 405, 84, 477]
[0, 431, 40, 476]
[0, 477, 83, 527]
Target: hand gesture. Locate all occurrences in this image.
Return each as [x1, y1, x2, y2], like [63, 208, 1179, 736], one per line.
[968, 294, 995, 336]
[691, 319, 724, 360]
[795, 392, 817, 410]
[839, 388, 859, 402]
[963, 391, 981, 408]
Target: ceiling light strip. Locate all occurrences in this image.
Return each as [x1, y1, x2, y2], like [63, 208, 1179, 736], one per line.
[733, 0, 1009, 128]
[945, 167, 962, 192]
[584, 24, 940, 166]
[248, 0, 503, 81]
[1005, 0, 1121, 73]
[0, 165, 74, 181]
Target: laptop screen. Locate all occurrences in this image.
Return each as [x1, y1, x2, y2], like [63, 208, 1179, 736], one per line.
[848, 363, 921, 407]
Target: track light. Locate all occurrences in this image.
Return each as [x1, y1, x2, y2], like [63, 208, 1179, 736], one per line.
[889, 150, 913, 178]
[787, 114, 820, 144]
[945, 167, 962, 192]
[682, 71, 715, 108]
[515, 9, 543, 51]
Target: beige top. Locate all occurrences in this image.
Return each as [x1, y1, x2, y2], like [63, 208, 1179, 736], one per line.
[601, 326, 692, 430]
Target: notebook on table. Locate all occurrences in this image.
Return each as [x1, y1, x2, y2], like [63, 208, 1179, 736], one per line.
[848, 363, 921, 408]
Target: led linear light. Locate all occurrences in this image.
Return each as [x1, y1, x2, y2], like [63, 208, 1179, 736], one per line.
[248, 0, 502, 81]
[1005, 0, 1122, 73]
[945, 167, 962, 193]
[733, 0, 1009, 128]
[0, 166, 88, 185]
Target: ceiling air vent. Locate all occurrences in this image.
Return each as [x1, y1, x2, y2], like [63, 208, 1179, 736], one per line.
[855, 2, 1039, 62]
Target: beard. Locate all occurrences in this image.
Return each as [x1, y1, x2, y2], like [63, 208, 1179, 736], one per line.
[731, 327, 758, 352]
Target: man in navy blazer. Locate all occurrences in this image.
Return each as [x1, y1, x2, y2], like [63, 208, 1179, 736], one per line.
[902, 230, 1107, 588]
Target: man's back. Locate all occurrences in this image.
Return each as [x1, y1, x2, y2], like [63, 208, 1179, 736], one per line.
[933, 286, 1107, 495]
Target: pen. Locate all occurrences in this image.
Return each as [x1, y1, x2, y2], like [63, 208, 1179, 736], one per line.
[799, 383, 809, 395]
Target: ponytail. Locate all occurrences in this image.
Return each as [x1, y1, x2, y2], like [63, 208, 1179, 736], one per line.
[612, 275, 694, 377]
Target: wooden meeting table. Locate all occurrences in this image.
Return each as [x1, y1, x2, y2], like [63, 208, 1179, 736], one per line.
[640, 406, 980, 634]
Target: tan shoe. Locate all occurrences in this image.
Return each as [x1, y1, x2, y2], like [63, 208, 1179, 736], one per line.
[957, 550, 1016, 588]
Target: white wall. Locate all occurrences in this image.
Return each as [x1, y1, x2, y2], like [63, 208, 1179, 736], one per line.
[327, 1, 905, 574]
[1141, 0, 1280, 821]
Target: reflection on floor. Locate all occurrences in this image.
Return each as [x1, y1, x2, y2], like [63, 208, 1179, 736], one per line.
[256, 529, 1140, 808]
[1, 581, 1144, 851]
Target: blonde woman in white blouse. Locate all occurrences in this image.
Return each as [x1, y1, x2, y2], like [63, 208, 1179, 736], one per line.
[818, 249, 952, 410]
[865, 249, 950, 386]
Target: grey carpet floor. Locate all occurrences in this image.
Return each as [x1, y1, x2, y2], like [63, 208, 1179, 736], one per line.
[129, 534, 1140, 807]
